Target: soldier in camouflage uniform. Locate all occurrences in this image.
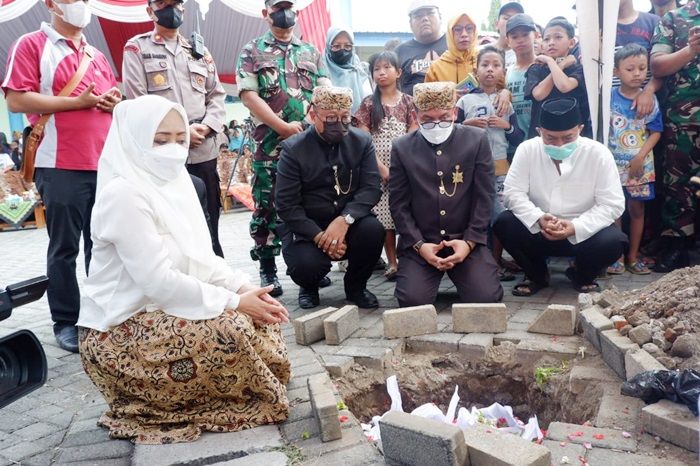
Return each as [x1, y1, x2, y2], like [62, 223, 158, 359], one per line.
[236, 0, 331, 296]
[650, 0, 700, 271]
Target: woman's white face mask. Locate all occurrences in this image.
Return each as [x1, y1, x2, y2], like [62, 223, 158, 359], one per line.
[143, 144, 188, 182]
[53, 0, 92, 28]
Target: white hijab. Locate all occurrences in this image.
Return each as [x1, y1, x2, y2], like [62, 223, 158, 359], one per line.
[96, 95, 219, 282]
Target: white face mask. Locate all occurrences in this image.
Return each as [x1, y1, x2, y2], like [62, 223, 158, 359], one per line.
[420, 123, 454, 145]
[54, 1, 92, 28]
[143, 143, 188, 182]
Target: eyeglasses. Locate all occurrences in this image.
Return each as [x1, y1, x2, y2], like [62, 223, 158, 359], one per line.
[420, 120, 453, 129]
[410, 8, 437, 20]
[324, 115, 352, 125]
[453, 25, 476, 35]
[330, 44, 353, 52]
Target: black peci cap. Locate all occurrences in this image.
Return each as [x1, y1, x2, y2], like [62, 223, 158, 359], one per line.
[539, 98, 582, 131]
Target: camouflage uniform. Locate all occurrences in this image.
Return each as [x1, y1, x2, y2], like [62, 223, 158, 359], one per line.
[236, 31, 330, 261]
[651, 1, 700, 237]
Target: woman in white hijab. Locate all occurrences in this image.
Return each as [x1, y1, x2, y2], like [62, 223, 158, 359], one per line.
[77, 95, 291, 444]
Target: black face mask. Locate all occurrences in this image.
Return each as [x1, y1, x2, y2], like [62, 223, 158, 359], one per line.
[153, 5, 183, 30]
[270, 8, 296, 29]
[330, 49, 353, 66]
[321, 121, 350, 144]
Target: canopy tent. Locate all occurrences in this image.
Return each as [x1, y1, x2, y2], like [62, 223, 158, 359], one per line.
[576, 0, 620, 145]
[0, 0, 330, 93]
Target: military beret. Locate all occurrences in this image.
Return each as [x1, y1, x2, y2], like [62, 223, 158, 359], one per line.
[312, 86, 353, 111]
[413, 82, 456, 111]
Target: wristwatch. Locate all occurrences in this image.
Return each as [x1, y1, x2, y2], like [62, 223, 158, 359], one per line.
[343, 214, 355, 225]
[413, 240, 425, 253]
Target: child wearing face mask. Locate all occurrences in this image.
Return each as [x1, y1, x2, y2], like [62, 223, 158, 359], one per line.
[355, 51, 419, 280]
[524, 17, 591, 139]
[456, 46, 523, 281]
[323, 27, 372, 114]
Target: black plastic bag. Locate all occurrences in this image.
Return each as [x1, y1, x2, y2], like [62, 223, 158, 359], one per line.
[621, 369, 700, 415]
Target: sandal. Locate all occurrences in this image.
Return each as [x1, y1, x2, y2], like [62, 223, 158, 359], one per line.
[499, 267, 516, 282]
[512, 278, 548, 297]
[626, 259, 651, 275]
[384, 266, 398, 281]
[565, 267, 601, 293]
[606, 258, 625, 275]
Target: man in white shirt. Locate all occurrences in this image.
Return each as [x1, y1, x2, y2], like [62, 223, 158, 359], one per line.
[493, 98, 627, 296]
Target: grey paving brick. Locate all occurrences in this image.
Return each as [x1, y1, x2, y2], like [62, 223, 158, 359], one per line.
[2, 432, 64, 462]
[12, 421, 57, 442]
[55, 440, 133, 463]
[61, 427, 112, 447]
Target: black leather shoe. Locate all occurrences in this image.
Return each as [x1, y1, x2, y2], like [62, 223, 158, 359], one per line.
[346, 289, 379, 309]
[318, 276, 332, 288]
[298, 287, 320, 309]
[54, 324, 79, 353]
[260, 271, 283, 297]
[653, 247, 689, 273]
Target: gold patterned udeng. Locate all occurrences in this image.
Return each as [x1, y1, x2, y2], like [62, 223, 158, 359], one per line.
[312, 86, 353, 110]
[413, 82, 456, 111]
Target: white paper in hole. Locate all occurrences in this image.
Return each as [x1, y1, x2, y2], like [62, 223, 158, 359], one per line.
[386, 375, 404, 412]
[446, 385, 460, 424]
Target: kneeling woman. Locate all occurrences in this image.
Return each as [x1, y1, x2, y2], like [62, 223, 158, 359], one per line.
[78, 95, 290, 444]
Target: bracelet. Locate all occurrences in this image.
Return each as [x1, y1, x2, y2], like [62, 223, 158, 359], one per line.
[465, 242, 474, 254]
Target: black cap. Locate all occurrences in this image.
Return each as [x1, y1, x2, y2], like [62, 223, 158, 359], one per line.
[499, 2, 525, 17]
[506, 14, 536, 35]
[539, 98, 582, 131]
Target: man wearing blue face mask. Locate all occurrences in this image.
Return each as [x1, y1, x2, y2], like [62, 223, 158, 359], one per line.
[493, 98, 627, 297]
[389, 82, 503, 307]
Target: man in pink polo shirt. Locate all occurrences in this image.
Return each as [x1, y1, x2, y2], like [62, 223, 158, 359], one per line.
[2, 0, 120, 353]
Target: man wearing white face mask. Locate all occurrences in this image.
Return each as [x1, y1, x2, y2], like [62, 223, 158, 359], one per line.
[2, 0, 120, 352]
[494, 98, 627, 297]
[389, 82, 503, 307]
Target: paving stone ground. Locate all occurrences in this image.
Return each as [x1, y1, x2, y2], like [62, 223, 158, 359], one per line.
[0, 207, 689, 465]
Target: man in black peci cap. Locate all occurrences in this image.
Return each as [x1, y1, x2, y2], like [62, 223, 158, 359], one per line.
[493, 98, 628, 297]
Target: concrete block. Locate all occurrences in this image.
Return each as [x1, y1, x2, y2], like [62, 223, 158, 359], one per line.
[594, 393, 644, 430]
[527, 304, 576, 336]
[600, 329, 640, 379]
[293, 307, 338, 345]
[463, 424, 551, 466]
[213, 451, 289, 466]
[319, 355, 354, 377]
[515, 338, 581, 370]
[546, 422, 637, 451]
[383, 305, 438, 339]
[406, 333, 462, 353]
[323, 305, 360, 345]
[335, 346, 392, 371]
[458, 333, 493, 361]
[452, 303, 507, 334]
[542, 439, 586, 465]
[307, 373, 342, 442]
[579, 308, 613, 351]
[379, 411, 468, 466]
[624, 348, 666, 380]
[586, 449, 689, 466]
[568, 362, 619, 395]
[642, 400, 699, 453]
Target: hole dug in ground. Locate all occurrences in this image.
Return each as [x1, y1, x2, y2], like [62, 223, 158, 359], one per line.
[336, 346, 601, 430]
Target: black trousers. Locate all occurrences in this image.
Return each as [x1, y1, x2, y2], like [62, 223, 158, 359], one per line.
[282, 215, 384, 294]
[493, 210, 627, 285]
[35, 168, 96, 326]
[395, 245, 504, 308]
[187, 158, 223, 257]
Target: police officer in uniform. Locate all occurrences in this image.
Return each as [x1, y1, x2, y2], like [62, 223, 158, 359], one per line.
[122, 0, 226, 257]
[276, 87, 384, 309]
